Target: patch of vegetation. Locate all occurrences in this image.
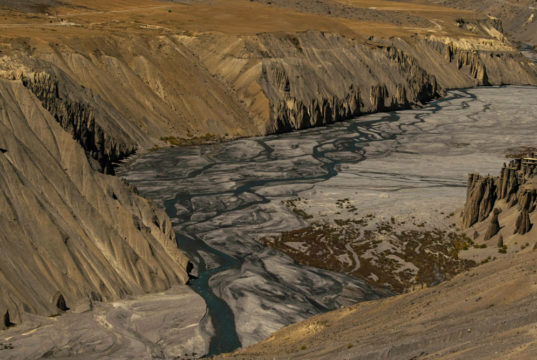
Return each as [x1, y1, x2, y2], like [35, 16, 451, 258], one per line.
[282, 198, 313, 220]
[0, 343, 14, 350]
[261, 214, 476, 293]
[505, 146, 537, 159]
[160, 133, 222, 147]
[336, 198, 357, 213]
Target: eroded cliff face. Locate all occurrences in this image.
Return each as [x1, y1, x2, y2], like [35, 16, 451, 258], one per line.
[463, 156, 537, 236]
[256, 33, 439, 133]
[181, 31, 537, 135]
[1, 27, 535, 148]
[0, 80, 189, 329]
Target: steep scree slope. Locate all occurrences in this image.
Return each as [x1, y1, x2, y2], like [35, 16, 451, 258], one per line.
[0, 79, 189, 328]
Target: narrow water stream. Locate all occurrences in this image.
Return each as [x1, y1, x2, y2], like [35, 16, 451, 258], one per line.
[118, 86, 537, 356]
[164, 194, 241, 354]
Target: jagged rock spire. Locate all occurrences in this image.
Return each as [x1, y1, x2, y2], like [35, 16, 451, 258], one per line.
[484, 208, 501, 240]
[515, 209, 532, 235]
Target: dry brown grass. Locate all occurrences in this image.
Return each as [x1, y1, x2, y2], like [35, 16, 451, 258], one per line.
[262, 213, 476, 293]
[0, 0, 484, 46]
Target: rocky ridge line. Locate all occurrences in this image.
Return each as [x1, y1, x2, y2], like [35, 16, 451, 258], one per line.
[0, 60, 147, 174]
[185, 31, 537, 136]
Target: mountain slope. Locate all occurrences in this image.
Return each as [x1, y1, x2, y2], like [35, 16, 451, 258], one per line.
[0, 79, 189, 327]
[438, 0, 537, 46]
[217, 239, 537, 359]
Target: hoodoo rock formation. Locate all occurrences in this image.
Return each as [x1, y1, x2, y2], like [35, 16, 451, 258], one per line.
[497, 233, 504, 248]
[484, 208, 501, 240]
[515, 209, 532, 234]
[463, 153, 537, 241]
[462, 174, 497, 228]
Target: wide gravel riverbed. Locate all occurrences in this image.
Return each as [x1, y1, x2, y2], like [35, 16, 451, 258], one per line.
[119, 86, 537, 355]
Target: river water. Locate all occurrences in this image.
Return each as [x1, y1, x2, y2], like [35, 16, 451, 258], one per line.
[118, 86, 537, 356]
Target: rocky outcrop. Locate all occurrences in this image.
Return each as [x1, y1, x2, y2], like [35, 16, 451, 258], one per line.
[440, 42, 490, 85]
[515, 209, 532, 234]
[252, 33, 443, 132]
[184, 30, 537, 136]
[463, 174, 497, 227]
[260, 41, 439, 132]
[0, 57, 152, 174]
[0, 80, 189, 328]
[497, 234, 504, 248]
[463, 155, 537, 235]
[484, 209, 501, 240]
[19, 71, 138, 174]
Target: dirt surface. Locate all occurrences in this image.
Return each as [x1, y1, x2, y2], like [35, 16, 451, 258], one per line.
[0, 286, 212, 359]
[216, 249, 537, 359]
